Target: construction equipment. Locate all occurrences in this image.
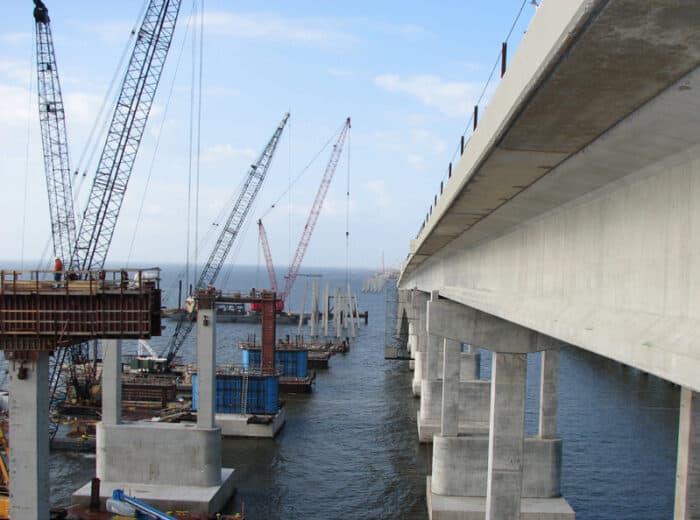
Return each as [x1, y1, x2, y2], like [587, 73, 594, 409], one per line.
[33, 0, 183, 421]
[0, 418, 8, 519]
[256, 219, 284, 312]
[258, 117, 351, 311]
[71, 0, 182, 273]
[160, 113, 290, 368]
[33, 0, 76, 264]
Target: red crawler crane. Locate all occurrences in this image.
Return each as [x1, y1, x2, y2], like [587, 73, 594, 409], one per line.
[256, 117, 351, 312]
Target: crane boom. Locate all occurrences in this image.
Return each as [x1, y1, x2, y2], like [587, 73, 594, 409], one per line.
[33, 0, 76, 262]
[258, 219, 278, 293]
[280, 117, 351, 304]
[71, 0, 182, 271]
[162, 113, 290, 366]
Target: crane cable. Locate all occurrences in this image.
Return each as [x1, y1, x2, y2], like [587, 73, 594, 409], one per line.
[21, 39, 36, 269]
[344, 126, 351, 286]
[74, 0, 148, 180]
[259, 119, 346, 220]
[125, 0, 199, 266]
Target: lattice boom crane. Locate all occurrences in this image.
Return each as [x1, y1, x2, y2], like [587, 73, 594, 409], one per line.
[162, 113, 290, 366]
[70, 0, 182, 272]
[278, 117, 351, 309]
[33, 0, 76, 263]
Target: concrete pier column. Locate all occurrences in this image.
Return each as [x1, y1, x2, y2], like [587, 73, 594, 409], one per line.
[486, 352, 527, 520]
[102, 339, 122, 425]
[425, 332, 443, 381]
[674, 387, 700, 519]
[441, 338, 461, 436]
[539, 348, 559, 438]
[460, 344, 481, 381]
[9, 352, 49, 519]
[412, 291, 429, 396]
[197, 295, 217, 429]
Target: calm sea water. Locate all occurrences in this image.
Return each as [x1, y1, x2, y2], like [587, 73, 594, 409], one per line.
[48, 264, 680, 519]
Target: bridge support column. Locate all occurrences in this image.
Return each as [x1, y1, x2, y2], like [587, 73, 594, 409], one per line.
[461, 344, 480, 381]
[9, 352, 49, 520]
[485, 352, 527, 519]
[408, 322, 416, 364]
[674, 387, 700, 519]
[418, 333, 445, 442]
[441, 338, 461, 437]
[197, 303, 216, 429]
[424, 299, 573, 519]
[73, 294, 235, 514]
[539, 348, 559, 438]
[411, 291, 429, 396]
[102, 339, 122, 425]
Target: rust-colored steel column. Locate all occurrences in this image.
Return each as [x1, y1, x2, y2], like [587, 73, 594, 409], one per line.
[261, 292, 277, 375]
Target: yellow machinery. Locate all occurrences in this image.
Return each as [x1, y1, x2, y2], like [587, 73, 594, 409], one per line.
[0, 419, 9, 518]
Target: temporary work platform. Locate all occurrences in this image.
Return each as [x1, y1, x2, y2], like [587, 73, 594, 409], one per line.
[0, 269, 161, 354]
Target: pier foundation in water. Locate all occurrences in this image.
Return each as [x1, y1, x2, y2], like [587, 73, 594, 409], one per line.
[72, 291, 235, 514]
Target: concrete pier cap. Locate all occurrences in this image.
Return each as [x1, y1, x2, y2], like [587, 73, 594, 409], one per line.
[427, 298, 561, 354]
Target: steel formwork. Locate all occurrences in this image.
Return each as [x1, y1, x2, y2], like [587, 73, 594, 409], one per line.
[0, 269, 161, 351]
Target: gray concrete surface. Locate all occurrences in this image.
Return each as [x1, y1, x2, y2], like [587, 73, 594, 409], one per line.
[486, 353, 526, 520]
[460, 350, 480, 381]
[539, 349, 559, 439]
[72, 468, 235, 514]
[95, 422, 222, 486]
[9, 352, 49, 519]
[217, 409, 286, 438]
[197, 305, 216, 429]
[674, 388, 700, 519]
[442, 338, 461, 436]
[102, 339, 121, 425]
[431, 435, 563, 499]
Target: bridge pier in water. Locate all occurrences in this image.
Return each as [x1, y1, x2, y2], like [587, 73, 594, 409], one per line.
[8, 353, 50, 519]
[421, 294, 573, 519]
[72, 291, 235, 513]
[675, 388, 700, 519]
[411, 291, 429, 396]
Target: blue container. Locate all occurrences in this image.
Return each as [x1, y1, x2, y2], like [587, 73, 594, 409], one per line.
[192, 374, 279, 414]
[241, 348, 309, 378]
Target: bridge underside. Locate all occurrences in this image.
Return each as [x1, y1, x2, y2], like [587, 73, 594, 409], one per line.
[400, 0, 700, 392]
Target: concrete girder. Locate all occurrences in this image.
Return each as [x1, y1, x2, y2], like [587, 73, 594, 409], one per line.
[427, 299, 561, 354]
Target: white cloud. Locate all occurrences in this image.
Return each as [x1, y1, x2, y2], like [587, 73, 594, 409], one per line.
[411, 128, 446, 155]
[204, 86, 240, 98]
[407, 153, 427, 172]
[0, 32, 32, 46]
[328, 67, 352, 78]
[0, 84, 32, 126]
[374, 73, 482, 117]
[201, 144, 256, 163]
[0, 59, 32, 84]
[63, 91, 105, 127]
[195, 12, 354, 46]
[365, 179, 390, 208]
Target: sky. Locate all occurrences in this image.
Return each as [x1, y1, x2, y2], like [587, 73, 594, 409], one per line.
[0, 0, 537, 274]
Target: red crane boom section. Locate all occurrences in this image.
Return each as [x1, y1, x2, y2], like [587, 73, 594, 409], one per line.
[280, 117, 351, 308]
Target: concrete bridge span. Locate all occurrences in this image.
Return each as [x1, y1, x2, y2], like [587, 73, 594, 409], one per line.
[396, 1, 700, 518]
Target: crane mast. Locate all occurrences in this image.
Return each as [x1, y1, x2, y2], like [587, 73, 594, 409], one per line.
[33, 0, 76, 262]
[162, 113, 290, 366]
[280, 117, 351, 306]
[258, 219, 278, 293]
[71, 0, 182, 271]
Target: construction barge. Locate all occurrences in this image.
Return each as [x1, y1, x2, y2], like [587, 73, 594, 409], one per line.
[163, 305, 368, 325]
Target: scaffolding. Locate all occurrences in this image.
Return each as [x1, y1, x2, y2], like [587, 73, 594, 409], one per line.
[0, 268, 161, 354]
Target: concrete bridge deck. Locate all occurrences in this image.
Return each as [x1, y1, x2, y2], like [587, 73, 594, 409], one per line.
[396, 1, 700, 518]
[399, 0, 700, 391]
